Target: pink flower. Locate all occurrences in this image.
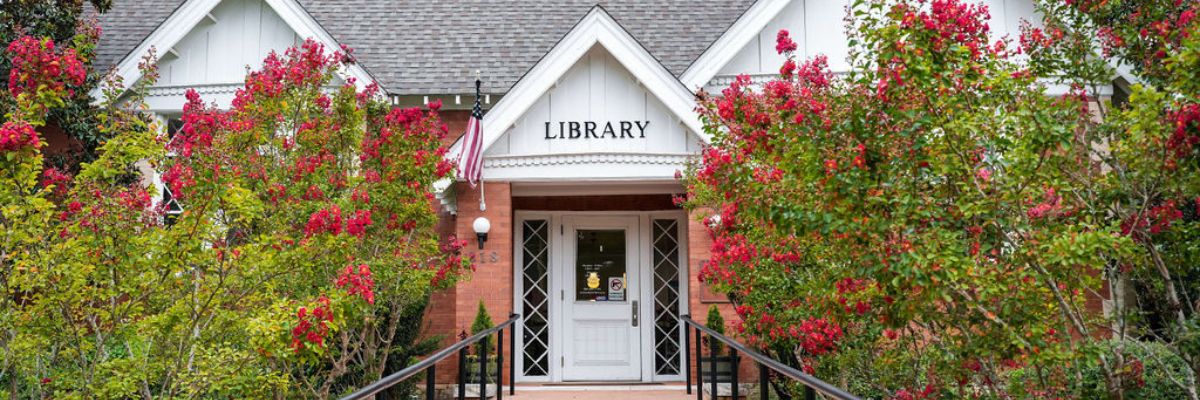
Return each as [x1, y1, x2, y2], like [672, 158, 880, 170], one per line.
[1026, 188, 1061, 219]
[304, 205, 344, 237]
[780, 58, 797, 79]
[0, 120, 39, 152]
[775, 29, 798, 54]
[976, 168, 991, 182]
[335, 264, 375, 304]
[346, 209, 373, 237]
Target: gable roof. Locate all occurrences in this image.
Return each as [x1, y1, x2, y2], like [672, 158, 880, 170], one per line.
[94, 0, 757, 96]
[93, 0, 379, 98]
[451, 5, 705, 161]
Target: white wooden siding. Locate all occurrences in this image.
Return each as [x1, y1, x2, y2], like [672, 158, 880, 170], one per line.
[157, 0, 299, 86]
[486, 45, 701, 158]
[716, 0, 1038, 77]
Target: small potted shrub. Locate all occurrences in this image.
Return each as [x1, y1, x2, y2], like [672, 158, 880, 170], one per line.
[701, 305, 737, 397]
[461, 301, 498, 399]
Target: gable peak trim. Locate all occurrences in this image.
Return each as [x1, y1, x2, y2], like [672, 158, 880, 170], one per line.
[450, 6, 706, 161]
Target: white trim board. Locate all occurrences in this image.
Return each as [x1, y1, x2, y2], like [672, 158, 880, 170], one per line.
[510, 181, 683, 197]
[449, 5, 706, 164]
[93, 0, 378, 101]
[679, 0, 793, 90]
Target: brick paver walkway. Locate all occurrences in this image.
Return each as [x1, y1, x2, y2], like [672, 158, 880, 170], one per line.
[506, 385, 693, 400]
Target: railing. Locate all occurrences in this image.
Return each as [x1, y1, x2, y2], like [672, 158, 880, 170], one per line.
[680, 315, 860, 400]
[341, 313, 520, 400]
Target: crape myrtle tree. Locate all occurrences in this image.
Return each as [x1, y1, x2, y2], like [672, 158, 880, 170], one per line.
[1022, 0, 1200, 398]
[0, 0, 112, 169]
[681, 0, 1133, 398]
[1, 33, 471, 398]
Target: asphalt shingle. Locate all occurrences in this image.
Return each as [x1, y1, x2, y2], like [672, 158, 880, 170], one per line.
[94, 0, 756, 96]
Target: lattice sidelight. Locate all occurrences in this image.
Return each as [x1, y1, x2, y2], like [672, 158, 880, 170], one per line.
[652, 219, 682, 375]
[521, 220, 550, 376]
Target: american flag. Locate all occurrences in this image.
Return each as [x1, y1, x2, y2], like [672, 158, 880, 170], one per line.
[456, 79, 484, 188]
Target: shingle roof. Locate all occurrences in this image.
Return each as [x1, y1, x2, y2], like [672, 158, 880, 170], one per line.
[92, 0, 187, 77]
[94, 0, 756, 96]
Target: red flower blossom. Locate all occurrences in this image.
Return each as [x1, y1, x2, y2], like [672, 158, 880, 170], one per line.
[1026, 188, 1062, 219]
[291, 296, 334, 353]
[335, 264, 375, 304]
[6, 36, 85, 99]
[305, 206, 344, 237]
[346, 209, 373, 237]
[775, 29, 798, 54]
[0, 120, 39, 152]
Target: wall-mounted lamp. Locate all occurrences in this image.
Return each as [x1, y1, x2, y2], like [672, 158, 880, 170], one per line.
[473, 217, 491, 249]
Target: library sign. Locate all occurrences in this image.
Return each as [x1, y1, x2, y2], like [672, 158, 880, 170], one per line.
[544, 120, 650, 140]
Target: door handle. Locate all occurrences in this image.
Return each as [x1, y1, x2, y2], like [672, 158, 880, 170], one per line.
[631, 300, 639, 327]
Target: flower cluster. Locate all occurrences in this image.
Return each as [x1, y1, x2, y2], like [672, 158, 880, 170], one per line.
[233, 39, 342, 109]
[891, 384, 937, 400]
[1026, 188, 1063, 219]
[291, 296, 333, 353]
[775, 29, 798, 55]
[161, 164, 195, 200]
[304, 206, 344, 237]
[0, 120, 39, 152]
[40, 168, 71, 197]
[790, 317, 843, 356]
[1122, 200, 1184, 241]
[432, 236, 470, 287]
[168, 90, 226, 158]
[6, 36, 86, 99]
[335, 264, 375, 304]
[1167, 103, 1199, 166]
[895, 0, 992, 59]
[345, 209, 373, 237]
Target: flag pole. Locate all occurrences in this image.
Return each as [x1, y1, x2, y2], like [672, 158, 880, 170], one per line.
[476, 70, 486, 212]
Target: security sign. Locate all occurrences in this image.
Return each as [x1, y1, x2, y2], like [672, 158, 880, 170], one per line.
[607, 277, 625, 301]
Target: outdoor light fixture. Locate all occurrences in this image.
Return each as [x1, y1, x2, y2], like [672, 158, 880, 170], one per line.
[473, 217, 491, 249]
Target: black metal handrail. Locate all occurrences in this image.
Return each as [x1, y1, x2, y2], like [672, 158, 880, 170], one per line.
[341, 313, 520, 400]
[680, 314, 860, 400]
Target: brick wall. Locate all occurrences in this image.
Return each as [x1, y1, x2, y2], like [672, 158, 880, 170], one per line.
[433, 182, 514, 384]
[685, 208, 758, 383]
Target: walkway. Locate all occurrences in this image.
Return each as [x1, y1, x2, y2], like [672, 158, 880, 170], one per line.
[506, 384, 693, 400]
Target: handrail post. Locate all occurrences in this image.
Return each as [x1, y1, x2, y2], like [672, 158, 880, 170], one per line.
[805, 386, 816, 400]
[731, 352, 739, 400]
[709, 340, 716, 400]
[758, 364, 768, 400]
[497, 328, 504, 400]
[683, 316, 691, 395]
[336, 315, 521, 400]
[479, 342, 488, 400]
[426, 364, 436, 400]
[457, 347, 467, 400]
[510, 314, 517, 396]
[695, 326, 703, 400]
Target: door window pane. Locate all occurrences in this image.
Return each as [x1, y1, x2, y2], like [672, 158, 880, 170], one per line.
[574, 229, 626, 302]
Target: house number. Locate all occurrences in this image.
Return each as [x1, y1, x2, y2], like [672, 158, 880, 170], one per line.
[475, 251, 500, 264]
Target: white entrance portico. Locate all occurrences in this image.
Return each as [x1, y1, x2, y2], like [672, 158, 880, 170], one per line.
[451, 6, 705, 383]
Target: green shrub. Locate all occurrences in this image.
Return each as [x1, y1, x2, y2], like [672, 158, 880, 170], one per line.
[1079, 340, 1191, 400]
[706, 305, 726, 356]
[471, 301, 495, 356]
[1002, 340, 1191, 399]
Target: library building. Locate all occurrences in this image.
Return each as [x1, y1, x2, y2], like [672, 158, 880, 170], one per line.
[93, 0, 1039, 386]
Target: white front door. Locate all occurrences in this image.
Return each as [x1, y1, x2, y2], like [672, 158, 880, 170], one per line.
[560, 216, 642, 381]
